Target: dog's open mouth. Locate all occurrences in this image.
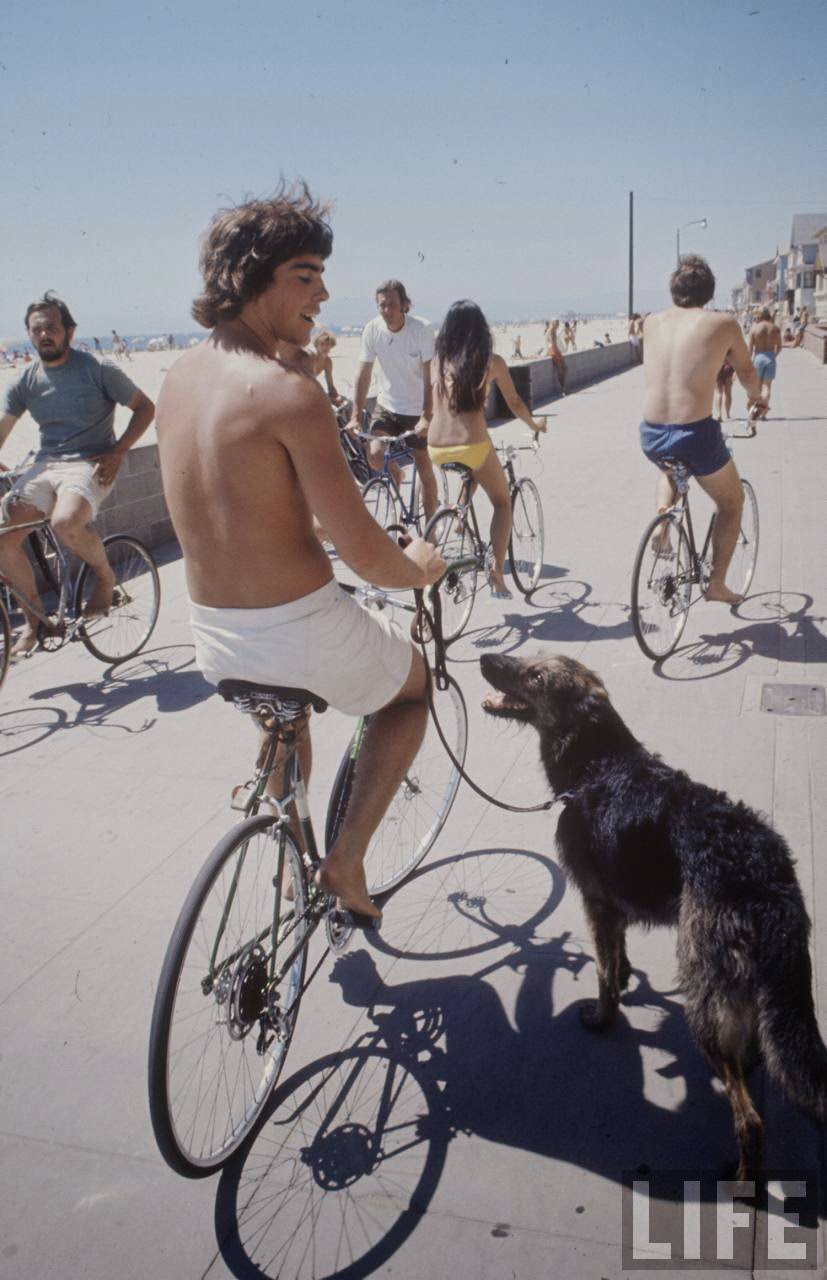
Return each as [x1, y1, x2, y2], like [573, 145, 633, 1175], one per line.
[481, 690, 532, 719]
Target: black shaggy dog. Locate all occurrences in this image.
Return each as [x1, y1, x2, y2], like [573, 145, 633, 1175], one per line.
[481, 651, 827, 1177]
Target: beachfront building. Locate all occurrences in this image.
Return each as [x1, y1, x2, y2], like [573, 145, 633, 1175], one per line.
[732, 259, 776, 311]
[784, 213, 827, 315]
[814, 240, 827, 322]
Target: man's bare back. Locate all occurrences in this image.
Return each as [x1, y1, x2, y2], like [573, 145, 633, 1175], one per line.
[157, 336, 334, 608]
[642, 309, 756, 425]
[749, 318, 782, 357]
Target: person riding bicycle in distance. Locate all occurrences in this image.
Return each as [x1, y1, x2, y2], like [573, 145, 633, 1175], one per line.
[428, 300, 547, 599]
[0, 292, 155, 656]
[155, 185, 445, 922]
[346, 280, 439, 524]
[640, 256, 765, 605]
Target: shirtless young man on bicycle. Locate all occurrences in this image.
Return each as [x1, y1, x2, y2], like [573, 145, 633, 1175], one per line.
[640, 256, 765, 605]
[155, 186, 445, 920]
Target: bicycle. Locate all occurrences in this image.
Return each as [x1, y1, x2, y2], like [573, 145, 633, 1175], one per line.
[423, 431, 546, 642]
[147, 570, 471, 1177]
[359, 430, 450, 535]
[0, 468, 161, 671]
[630, 438, 759, 661]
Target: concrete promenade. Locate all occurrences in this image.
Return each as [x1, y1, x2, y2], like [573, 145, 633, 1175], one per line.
[1, 349, 825, 1278]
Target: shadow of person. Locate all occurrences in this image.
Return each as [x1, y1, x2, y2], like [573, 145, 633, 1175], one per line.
[215, 933, 740, 1280]
[658, 591, 827, 680]
[28, 643, 212, 729]
[457, 578, 633, 658]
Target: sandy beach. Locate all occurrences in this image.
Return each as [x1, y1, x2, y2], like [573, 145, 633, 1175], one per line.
[0, 316, 627, 467]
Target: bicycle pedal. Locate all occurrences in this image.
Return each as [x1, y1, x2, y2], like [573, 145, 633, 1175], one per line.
[230, 782, 254, 811]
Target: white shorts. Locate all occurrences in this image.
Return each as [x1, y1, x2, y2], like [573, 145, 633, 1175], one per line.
[189, 578, 414, 717]
[2, 457, 112, 520]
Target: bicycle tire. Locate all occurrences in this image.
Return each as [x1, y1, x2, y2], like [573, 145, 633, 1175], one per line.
[631, 513, 693, 660]
[148, 816, 309, 1177]
[0, 599, 9, 691]
[362, 477, 402, 532]
[340, 432, 371, 486]
[74, 534, 160, 663]
[423, 506, 479, 642]
[325, 674, 468, 896]
[728, 479, 759, 597]
[508, 477, 545, 594]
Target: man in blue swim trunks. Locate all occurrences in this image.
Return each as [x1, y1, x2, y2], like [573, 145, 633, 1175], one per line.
[640, 256, 765, 604]
[748, 307, 782, 419]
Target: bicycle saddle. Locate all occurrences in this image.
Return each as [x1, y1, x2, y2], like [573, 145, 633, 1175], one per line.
[440, 461, 473, 476]
[217, 679, 328, 715]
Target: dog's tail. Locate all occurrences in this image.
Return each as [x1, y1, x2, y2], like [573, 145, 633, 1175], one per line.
[757, 912, 827, 1121]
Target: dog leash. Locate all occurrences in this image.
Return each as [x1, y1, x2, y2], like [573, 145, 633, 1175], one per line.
[414, 587, 568, 814]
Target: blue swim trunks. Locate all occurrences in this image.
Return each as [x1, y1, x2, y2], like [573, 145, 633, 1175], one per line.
[752, 351, 776, 382]
[639, 416, 730, 478]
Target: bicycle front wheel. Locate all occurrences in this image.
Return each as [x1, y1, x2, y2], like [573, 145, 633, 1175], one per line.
[148, 817, 309, 1177]
[0, 599, 9, 691]
[75, 534, 160, 662]
[362, 477, 401, 532]
[424, 507, 479, 642]
[728, 479, 759, 597]
[631, 513, 693, 660]
[508, 477, 545, 594]
[325, 675, 468, 896]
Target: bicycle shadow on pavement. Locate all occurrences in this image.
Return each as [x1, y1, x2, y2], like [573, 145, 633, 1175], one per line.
[214, 931, 799, 1280]
[25, 643, 213, 733]
[454, 578, 633, 658]
[655, 592, 827, 681]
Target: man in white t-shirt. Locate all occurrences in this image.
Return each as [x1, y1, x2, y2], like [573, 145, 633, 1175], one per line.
[347, 279, 438, 522]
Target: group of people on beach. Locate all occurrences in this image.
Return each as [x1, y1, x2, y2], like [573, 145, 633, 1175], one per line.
[0, 184, 778, 918]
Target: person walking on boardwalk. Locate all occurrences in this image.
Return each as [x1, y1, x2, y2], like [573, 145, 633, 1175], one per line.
[545, 319, 568, 394]
[639, 256, 765, 605]
[0, 292, 155, 655]
[748, 307, 782, 419]
[155, 186, 444, 921]
[346, 279, 439, 523]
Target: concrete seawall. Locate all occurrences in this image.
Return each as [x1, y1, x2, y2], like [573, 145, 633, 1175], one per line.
[94, 341, 637, 552]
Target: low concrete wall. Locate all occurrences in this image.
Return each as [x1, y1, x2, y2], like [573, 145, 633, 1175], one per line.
[486, 341, 636, 417]
[95, 443, 173, 550]
[89, 343, 637, 545]
[800, 324, 827, 363]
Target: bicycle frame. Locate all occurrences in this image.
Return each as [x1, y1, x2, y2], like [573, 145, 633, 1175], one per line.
[0, 516, 78, 631]
[660, 465, 716, 597]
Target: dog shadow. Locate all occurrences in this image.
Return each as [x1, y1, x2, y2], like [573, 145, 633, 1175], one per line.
[213, 923, 815, 1280]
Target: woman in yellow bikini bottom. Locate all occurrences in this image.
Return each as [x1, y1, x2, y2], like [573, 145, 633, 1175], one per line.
[428, 300, 545, 599]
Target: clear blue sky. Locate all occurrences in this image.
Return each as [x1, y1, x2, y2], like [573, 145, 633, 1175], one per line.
[2, 0, 825, 337]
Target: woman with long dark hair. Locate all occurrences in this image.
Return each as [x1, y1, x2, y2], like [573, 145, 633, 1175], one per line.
[428, 300, 545, 598]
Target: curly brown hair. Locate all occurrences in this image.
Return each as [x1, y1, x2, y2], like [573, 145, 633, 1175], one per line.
[25, 291, 76, 332]
[191, 182, 333, 328]
[670, 255, 715, 308]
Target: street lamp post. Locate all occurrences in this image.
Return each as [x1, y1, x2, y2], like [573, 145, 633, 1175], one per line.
[676, 218, 708, 266]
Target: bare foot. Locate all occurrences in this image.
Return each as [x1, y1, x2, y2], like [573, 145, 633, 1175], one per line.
[650, 528, 673, 556]
[704, 582, 743, 605]
[315, 856, 381, 920]
[10, 626, 39, 658]
[488, 571, 513, 600]
[84, 568, 117, 617]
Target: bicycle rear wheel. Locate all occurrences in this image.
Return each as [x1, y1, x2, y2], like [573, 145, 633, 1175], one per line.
[727, 479, 759, 597]
[74, 534, 160, 663]
[362, 477, 402, 532]
[0, 599, 9, 691]
[325, 674, 468, 896]
[424, 507, 479, 642]
[148, 817, 309, 1177]
[631, 513, 693, 660]
[508, 477, 545, 594]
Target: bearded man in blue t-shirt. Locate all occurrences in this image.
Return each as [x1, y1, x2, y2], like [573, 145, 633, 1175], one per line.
[0, 292, 155, 654]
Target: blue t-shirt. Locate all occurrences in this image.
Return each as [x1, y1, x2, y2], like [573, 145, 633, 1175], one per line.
[1, 349, 138, 460]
